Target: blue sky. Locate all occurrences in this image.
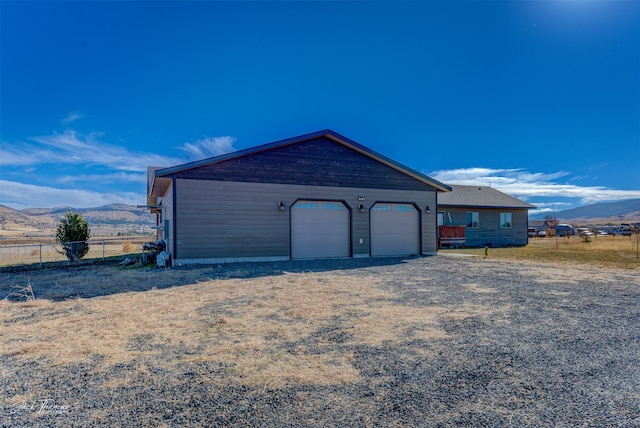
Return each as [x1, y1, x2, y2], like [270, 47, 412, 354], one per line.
[1, 1, 639, 214]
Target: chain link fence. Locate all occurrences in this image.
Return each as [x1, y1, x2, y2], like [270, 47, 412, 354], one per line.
[0, 237, 151, 268]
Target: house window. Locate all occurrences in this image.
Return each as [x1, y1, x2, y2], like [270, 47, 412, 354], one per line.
[294, 202, 317, 210]
[500, 212, 512, 228]
[322, 202, 345, 211]
[395, 205, 415, 212]
[372, 205, 392, 211]
[466, 212, 479, 228]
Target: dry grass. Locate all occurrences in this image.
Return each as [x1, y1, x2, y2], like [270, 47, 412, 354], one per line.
[0, 237, 149, 267]
[441, 235, 640, 270]
[2, 257, 639, 425]
[0, 271, 494, 390]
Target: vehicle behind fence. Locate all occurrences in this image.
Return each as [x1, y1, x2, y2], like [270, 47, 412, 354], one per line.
[0, 237, 150, 268]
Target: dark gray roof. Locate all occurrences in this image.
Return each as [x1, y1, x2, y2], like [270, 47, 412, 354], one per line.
[438, 185, 536, 209]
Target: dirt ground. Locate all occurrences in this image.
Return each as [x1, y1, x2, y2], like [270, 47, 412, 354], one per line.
[2, 255, 639, 426]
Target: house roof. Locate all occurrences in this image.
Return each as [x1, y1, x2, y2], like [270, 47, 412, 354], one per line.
[149, 130, 452, 197]
[528, 220, 550, 228]
[438, 185, 536, 209]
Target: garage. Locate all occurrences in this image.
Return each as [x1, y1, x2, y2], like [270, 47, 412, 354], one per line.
[291, 200, 350, 259]
[148, 130, 449, 264]
[370, 203, 420, 256]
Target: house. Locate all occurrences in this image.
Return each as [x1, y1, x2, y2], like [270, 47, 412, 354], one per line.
[528, 220, 553, 235]
[528, 220, 549, 232]
[147, 130, 451, 265]
[437, 185, 536, 247]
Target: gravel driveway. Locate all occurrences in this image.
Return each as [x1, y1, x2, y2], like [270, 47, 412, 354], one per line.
[2, 255, 639, 426]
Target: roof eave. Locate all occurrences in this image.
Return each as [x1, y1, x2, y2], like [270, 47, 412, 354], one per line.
[149, 176, 172, 199]
[438, 203, 537, 209]
[154, 130, 451, 192]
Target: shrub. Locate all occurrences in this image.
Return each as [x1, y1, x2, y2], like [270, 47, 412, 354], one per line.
[56, 211, 91, 262]
[11, 280, 36, 301]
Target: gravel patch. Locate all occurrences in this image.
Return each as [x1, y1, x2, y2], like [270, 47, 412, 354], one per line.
[2, 256, 639, 426]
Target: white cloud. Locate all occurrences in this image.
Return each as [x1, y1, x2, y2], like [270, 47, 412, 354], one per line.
[0, 127, 241, 209]
[529, 201, 574, 214]
[0, 130, 182, 172]
[1, 131, 238, 172]
[430, 168, 570, 187]
[430, 167, 640, 205]
[178, 136, 237, 160]
[62, 112, 82, 124]
[57, 172, 145, 185]
[0, 180, 143, 210]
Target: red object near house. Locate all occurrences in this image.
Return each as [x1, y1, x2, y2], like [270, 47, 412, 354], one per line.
[439, 226, 466, 248]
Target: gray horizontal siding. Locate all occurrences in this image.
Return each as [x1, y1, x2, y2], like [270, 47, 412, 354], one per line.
[171, 137, 436, 192]
[159, 180, 174, 256]
[439, 207, 529, 247]
[174, 179, 437, 261]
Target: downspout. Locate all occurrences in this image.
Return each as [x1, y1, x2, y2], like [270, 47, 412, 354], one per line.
[172, 176, 178, 263]
[435, 190, 439, 252]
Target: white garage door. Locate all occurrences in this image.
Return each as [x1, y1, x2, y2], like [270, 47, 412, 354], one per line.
[291, 200, 350, 259]
[371, 203, 419, 257]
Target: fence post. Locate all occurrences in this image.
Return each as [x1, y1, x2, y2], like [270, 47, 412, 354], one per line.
[102, 240, 105, 260]
[39, 244, 42, 269]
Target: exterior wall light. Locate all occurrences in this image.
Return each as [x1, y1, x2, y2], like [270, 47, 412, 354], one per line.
[357, 196, 365, 201]
[278, 201, 286, 211]
[425, 206, 431, 213]
[359, 204, 365, 213]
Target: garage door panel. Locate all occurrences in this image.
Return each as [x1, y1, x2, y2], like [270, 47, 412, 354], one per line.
[291, 201, 350, 259]
[371, 203, 419, 256]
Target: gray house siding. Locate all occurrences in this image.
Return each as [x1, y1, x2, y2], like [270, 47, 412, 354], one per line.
[158, 180, 174, 252]
[171, 137, 436, 192]
[171, 179, 436, 264]
[439, 207, 529, 247]
[175, 180, 290, 261]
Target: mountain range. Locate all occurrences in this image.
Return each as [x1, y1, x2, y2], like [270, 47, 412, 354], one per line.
[529, 199, 640, 223]
[0, 204, 155, 239]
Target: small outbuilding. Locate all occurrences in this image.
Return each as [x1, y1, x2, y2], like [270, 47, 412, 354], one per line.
[147, 130, 451, 265]
[437, 185, 536, 247]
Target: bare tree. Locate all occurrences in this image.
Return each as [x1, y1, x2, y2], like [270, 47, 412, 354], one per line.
[545, 214, 560, 250]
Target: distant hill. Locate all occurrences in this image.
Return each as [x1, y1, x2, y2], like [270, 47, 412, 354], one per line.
[530, 199, 640, 223]
[0, 205, 51, 226]
[0, 204, 155, 239]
